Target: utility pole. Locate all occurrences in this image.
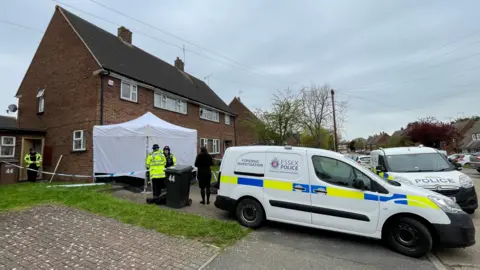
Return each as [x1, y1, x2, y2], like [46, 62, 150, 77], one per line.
[204, 74, 212, 85]
[331, 89, 338, 152]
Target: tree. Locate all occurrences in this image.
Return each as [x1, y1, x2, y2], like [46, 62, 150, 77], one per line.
[349, 140, 356, 151]
[353, 138, 366, 150]
[248, 88, 302, 145]
[299, 84, 348, 148]
[406, 117, 458, 148]
[300, 128, 332, 149]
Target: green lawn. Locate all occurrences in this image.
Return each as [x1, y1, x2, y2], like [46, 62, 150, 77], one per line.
[0, 183, 247, 247]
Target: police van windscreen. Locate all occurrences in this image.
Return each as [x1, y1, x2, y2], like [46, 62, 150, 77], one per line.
[360, 157, 371, 162]
[385, 153, 452, 172]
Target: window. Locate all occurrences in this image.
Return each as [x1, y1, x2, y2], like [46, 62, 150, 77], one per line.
[120, 81, 138, 102]
[385, 153, 451, 172]
[154, 93, 187, 114]
[225, 114, 230, 125]
[0, 136, 15, 157]
[312, 155, 372, 191]
[473, 133, 480, 141]
[73, 130, 86, 151]
[200, 138, 220, 154]
[37, 89, 45, 113]
[200, 107, 219, 122]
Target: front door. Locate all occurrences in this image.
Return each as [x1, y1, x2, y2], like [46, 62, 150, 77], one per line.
[263, 149, 311, 225]
[308, 151, 380, 234]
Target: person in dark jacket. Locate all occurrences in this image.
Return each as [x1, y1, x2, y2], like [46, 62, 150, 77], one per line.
[194, 146, 213, 204]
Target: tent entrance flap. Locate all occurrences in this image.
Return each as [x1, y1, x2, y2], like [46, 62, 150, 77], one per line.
[93, 112, 198, 179]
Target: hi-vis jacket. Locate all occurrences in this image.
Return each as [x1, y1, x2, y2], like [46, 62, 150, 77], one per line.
[24, 153, 42, 167]
[146, 150, 167, 178]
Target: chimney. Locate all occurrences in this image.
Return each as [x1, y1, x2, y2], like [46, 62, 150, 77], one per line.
[175, 57, 184, 71]
[117, 26, 132, 44]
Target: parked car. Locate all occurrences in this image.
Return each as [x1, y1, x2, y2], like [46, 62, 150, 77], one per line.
[469, 152, 480, 173]
[353, 155, 372, 169]
[448, 154, 471, 166]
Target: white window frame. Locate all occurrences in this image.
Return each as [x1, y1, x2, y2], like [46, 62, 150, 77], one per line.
[120, 80, 138, 102]
[225, 114, 230, 125]
[199, 106, 219, 122]
[154, 92, 187, 114]
[37, 89, 45, 113]
[200, 138, 220, 154]
[72, 130, 86, 151]
[0, 136, 15, 158]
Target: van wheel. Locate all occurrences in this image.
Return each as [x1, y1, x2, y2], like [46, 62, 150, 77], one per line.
[236, 198, 265, 228]
[386, 217, 432, 258]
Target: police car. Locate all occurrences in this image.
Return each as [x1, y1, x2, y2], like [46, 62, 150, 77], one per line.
[370, 146, 478, 214]
[214, 145, 475, 258]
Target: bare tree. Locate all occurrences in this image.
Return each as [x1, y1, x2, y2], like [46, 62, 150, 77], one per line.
[299, 84, 348, 148]
[246, 88, 302, 145]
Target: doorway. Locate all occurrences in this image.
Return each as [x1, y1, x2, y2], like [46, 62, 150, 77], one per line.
[224, 140, 233, 154]
[20, 137, 44, 181]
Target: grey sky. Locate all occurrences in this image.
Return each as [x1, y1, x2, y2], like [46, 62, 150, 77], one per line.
[1, 0, 479, 140]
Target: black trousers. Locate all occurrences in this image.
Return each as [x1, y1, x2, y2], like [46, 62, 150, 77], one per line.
[152, 177, 166, 197]
[27, 165, 39, 182]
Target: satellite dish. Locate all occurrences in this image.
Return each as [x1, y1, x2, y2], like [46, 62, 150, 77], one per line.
[7, 104, 17, 113]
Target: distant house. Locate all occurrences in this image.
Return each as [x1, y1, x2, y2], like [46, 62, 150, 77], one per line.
[460, 121, 480, 153]
[366, 132, 390, 150]
[228, 97, 260, 147]
[447, 119, 476, 153]
[391, 127, 407, 138]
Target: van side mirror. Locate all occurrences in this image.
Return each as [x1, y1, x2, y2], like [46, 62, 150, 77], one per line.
[353, 179, 365, 190]
[375, 165, 385, 172]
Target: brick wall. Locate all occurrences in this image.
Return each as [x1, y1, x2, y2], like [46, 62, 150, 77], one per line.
[16, 8, 100, 178]
[102, 76, 235, 157]
[229, 97, 258, 146]
[16, 7, 234, 180]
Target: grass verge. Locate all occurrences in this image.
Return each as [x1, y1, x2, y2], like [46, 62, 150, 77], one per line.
[0, 183, 247, 247]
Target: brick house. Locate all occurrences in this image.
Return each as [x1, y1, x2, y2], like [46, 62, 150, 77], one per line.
[228, 97, 259, 146]
[460, 121, 480, 153]
[366, 132, 390, 150]
[0, 116, 45, 184]
[15, 6, 236, 178]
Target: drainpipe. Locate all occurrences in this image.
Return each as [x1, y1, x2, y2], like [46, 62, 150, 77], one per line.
[233, 115, 237, 146]
[94, 69, 110, 125]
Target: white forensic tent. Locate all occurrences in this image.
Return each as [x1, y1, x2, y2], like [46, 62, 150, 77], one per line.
[93, 112, 197, 179]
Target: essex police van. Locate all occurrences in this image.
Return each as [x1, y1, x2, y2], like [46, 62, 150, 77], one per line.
[370, 146, 478, 214]
[214, 145, 475, 257]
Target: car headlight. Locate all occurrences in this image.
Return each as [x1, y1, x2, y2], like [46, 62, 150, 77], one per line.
[459, 175, 474, 188]
[393, 176, 412, 185]
[428, 195, 463, 213]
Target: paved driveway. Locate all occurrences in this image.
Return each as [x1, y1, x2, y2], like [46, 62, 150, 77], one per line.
[0, 205, 218, 270]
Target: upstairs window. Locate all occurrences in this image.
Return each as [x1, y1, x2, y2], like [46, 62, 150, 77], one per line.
[154, 93, 187, 114]
[121, 81, 138, 102]
[225, 114, 231, 125]
[73, 130, 86, 151]
[200, 107, 219, 122]
[0, 136, 15, 157]
[37, 89, 45, 113]
[472, 133, 480, 141]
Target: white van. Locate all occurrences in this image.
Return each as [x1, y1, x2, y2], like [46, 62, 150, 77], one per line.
[214, 145, 475, 258]
[370, 146, 478, 214]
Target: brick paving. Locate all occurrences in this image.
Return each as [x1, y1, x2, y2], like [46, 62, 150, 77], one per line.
[0, 205, 219, 270]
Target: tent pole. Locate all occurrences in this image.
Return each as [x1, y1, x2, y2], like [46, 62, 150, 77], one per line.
[142, 136, 149, 193]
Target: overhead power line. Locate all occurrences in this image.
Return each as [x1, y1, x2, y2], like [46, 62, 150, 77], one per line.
[53, 0, 298, 88]
[0, 19, 44, 33]
[85, 0, 297, 86]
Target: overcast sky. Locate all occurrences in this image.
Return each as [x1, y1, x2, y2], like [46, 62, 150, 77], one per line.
[1, 0, 479, 140]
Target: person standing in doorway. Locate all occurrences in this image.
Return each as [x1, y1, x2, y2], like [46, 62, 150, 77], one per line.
[146, 144, 167, 197]
[163, 146, 176, 168]
[194, 146, 213, 204]
[24, 148, 42, 182]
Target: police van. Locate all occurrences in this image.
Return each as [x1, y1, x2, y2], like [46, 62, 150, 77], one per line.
[214, 145, 475, 257]
[370, 146, 478, 214]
